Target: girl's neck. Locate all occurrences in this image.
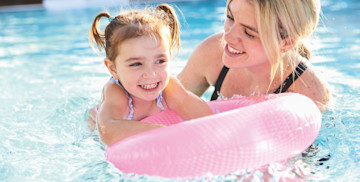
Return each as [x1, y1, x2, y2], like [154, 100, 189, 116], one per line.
[130, 96, 161, 120]
[131, 96, 157, 109]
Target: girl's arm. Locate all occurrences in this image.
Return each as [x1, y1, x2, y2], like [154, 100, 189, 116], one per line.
[97, 102, 163, 146]
[96, 81, 164, 146]
[163, 76, 213, 120]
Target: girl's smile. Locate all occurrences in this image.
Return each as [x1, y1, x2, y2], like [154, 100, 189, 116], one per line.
[139, 82, 159, 90]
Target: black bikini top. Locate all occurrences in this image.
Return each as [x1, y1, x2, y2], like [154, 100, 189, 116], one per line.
[210, 62, 307, 101]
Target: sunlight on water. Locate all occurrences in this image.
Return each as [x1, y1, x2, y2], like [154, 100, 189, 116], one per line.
[0, 0, 359, 181]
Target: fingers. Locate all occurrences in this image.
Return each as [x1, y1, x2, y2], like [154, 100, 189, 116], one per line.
[86, 104, 99, 131]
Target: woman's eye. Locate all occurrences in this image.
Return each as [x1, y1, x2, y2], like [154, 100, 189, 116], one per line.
[226, 14, 234, 21]
[130, 62, 141, 67]
[245, 30, 255, 38]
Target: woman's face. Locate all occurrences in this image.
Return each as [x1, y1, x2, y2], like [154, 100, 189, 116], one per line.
[223, 0, 268, 68]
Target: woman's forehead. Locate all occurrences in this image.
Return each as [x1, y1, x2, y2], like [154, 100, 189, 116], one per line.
[227, 0, 258, 29]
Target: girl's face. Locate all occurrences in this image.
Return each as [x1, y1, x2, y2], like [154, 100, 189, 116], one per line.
[110, 35, 170, 102]
[223, 0, 268, 68]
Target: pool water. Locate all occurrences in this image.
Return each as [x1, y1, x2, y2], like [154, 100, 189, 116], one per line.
[0, 0, 359, 181]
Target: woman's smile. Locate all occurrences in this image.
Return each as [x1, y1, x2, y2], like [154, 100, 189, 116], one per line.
[224, 43, 246, 58]
[227, 44, 245, 54]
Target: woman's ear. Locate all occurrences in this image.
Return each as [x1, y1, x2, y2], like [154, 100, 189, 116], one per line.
[281, 37, 296, 52]
[104, 58, 120, 79]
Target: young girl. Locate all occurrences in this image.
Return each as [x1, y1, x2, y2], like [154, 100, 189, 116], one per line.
[89, 4, 213, 146]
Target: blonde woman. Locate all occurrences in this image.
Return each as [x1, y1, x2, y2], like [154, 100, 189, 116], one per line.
[177, 0, 329, 110]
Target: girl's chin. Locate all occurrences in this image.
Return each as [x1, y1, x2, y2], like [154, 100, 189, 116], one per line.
[137, 89, 164, 101]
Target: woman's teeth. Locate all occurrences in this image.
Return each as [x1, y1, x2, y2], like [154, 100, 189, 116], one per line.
[228, 45, 244, 54]
[140, 82, 158, 89]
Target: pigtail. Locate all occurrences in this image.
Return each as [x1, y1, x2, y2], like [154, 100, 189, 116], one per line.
[89, 12, 111, 53]
[156, 4, 181, 56]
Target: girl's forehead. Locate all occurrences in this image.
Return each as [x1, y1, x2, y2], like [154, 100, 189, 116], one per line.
[116, 35, 169, 59]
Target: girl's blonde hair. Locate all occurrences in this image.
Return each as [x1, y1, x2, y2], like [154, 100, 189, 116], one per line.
[227, 0, 320, 92]
[89, 4, 181, 61]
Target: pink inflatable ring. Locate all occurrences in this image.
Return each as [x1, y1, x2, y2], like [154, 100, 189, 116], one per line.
[105, 93, 322, 178]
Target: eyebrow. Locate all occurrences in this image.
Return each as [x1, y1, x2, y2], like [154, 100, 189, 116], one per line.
[125, 57, 143, 62]
[155, 53, 167, 58]
[124, 53, 167, 62]
[227, 4, 259, 33]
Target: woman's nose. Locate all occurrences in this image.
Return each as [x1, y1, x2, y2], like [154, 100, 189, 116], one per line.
[224, 24, 240, 43]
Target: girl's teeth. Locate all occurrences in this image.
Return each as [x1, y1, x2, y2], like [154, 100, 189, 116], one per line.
[228, 45, 244, 54]
[141, 83, 158, 89]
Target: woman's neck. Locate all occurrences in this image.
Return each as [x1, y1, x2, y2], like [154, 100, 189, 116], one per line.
[240, 60, 290, 95]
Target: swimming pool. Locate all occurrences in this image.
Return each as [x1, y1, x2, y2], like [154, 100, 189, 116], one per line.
[0, 0, 359, 181]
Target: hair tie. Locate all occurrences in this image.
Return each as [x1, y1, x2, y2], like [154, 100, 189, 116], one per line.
[108, 16, 115, 22]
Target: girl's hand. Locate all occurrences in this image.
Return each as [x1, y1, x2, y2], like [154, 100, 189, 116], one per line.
[87, 104, 99, 131]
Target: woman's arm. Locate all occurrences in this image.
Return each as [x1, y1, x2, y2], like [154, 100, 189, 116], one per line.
[177, 33, 224, 97]
[297, 70, 330, 111]
[289, 61, 331, 111]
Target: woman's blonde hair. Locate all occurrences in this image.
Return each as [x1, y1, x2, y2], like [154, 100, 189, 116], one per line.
[89, 3, 181, 61]
[227, 0, 320, 92]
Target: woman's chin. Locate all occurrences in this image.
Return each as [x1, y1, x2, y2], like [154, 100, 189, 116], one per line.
[222, 54, 247, 68]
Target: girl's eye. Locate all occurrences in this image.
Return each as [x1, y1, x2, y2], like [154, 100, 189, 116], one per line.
[130, 62, 142, 67]
[245, 30, 255, 38]
[156, 59, 166, 64]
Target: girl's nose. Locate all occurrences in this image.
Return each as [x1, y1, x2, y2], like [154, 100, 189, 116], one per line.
[142, 66, 156, 78]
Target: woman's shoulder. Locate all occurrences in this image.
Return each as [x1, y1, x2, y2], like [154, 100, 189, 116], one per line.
[190, 32, 224, 72]
[292, 61, 331, 110]
[178, 32, 225, 96]
[196, 32, 224, 55]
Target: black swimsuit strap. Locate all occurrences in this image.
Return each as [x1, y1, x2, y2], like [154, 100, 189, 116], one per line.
[211, 66, 229, 101]
[273, 62, 307, 93]
[210, 62, 307, 100]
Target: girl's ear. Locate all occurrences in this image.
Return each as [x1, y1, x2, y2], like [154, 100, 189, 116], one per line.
[104, 58, 120, 79]
[281, 37, 296, 53]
